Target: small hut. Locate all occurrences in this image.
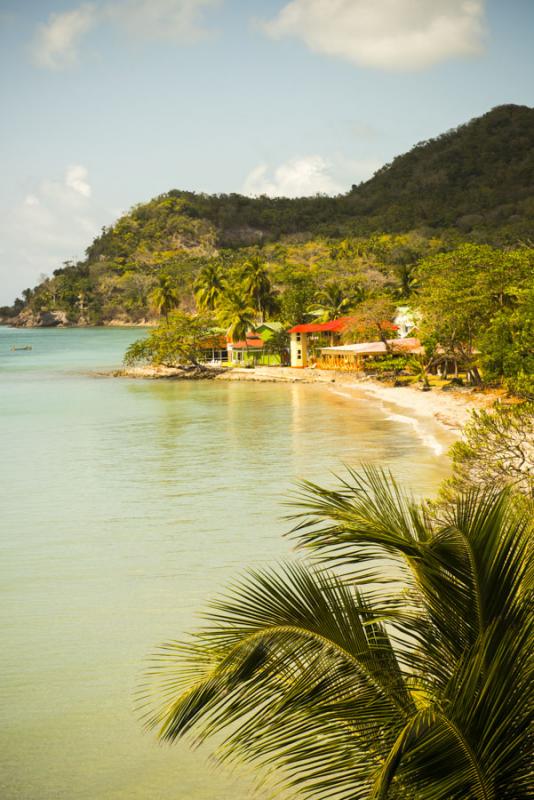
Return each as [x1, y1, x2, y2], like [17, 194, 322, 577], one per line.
[318, 337, 423, 371]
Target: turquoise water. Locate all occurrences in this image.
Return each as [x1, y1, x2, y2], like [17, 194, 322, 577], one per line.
[0, 327, 454, 800]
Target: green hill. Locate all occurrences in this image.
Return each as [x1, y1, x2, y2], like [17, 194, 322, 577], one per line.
[3, 103, 533, 326]
[345, 103, 534, 238]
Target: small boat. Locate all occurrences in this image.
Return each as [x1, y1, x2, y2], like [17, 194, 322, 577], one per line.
[11, 345, 32, 351]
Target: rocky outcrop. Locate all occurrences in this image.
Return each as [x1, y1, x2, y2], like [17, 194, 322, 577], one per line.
[11, 309, 71, 327]
[114, 364, 226, 379]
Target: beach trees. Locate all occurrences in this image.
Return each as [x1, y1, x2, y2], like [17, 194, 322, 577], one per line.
[415, 244, 534, 388]
[149, 274, 180, 323]
[343, 296, 398, 350]
[144, 468, 532, 800]
[194, 262, 227, 311]
[217, 289, 256, 349]
[242, 255, 278, 323]
[124, 311, 214, 367]
[444, 401, 534, 502]
[263, 329, 291, 365]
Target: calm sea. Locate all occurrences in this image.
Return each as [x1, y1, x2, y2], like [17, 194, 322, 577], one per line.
[0, 327, 454, 800]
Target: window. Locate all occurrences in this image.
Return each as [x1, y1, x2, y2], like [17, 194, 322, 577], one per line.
[297, 349, 302, 358]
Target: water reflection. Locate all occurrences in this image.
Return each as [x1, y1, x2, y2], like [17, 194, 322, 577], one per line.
[1, 329, 454, 800]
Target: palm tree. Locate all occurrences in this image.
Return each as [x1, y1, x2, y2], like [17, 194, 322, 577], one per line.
[149, 273, 179, 323]
[143, 468, 532, 800]
[217, 288, 256, 362]
[242, 256, 278, 323]
[312, 282, 365, 322]
[194, 262, 227, 311]
[263, 328, 291, 365]
[394, 263, 419, 299]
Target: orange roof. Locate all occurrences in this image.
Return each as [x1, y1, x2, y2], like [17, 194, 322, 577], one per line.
[199, 334, 227, 349]
[230, 336, 265, 349]
[288, 317, 356, 334]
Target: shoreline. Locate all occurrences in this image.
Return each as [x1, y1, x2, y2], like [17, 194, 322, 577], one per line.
[112, 364, 500, 435]
[0, 320, 157, 329]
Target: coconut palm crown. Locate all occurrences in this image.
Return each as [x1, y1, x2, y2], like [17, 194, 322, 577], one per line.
[217, 288, 256, 344]
[242, 255, 278, 323]
[311, 282, 365, 322]
[149, 273, 180, 322]
[194, 262, 227, 311]
[143, 467, 533, 800]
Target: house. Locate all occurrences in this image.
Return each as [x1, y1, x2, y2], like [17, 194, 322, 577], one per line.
[287, 317, 355, 368]
[227, 334, 265, 364]
[197, 333, 229, 364]
[227, 322, 288, 366]
[254, 321, 283, 340]
[318, 337, 423, 370]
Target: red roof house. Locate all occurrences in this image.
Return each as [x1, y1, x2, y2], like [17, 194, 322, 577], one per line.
[288, 317, 355, 335]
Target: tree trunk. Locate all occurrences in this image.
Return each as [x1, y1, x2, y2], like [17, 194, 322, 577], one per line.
[468, 366, 483, 386]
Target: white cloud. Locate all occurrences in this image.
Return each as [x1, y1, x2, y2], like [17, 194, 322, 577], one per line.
[65, 164, 92, 197]
[106, 0, 220, 42]
[242, 155, 344, 198]
[0, 166, 107, 304]
[31, 4, 97, 69]
[262, 0, 486, 71]
[242, 154, 381, 198]
[30, 0, 220, 68]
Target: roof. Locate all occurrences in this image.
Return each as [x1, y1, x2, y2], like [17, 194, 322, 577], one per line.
[230, 336, 265, 349]
[199, 334, 228, 349]
[321, 337, 423, 356]
[288, 317, 355, 334]
[254, 322, 283, 332]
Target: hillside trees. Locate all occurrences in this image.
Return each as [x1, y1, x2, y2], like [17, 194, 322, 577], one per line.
[278, 275, 317, 326]
[312, 281, 366, 322]
[416, 244, 534, 389]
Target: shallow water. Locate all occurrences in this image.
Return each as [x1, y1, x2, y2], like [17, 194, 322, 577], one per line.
[0, 327, 454, 800]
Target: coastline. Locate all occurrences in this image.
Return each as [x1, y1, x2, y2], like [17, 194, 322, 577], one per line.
[0, 319, 157, 329]
[113, 364, 500, 435]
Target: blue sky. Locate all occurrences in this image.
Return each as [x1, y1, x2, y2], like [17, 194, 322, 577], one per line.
[1, 0, 533, 303]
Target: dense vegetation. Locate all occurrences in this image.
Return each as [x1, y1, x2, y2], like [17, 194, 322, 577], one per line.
[442, 401, 534, 506]
[121, 240, 533, 397]
[3, 105, 533, 396]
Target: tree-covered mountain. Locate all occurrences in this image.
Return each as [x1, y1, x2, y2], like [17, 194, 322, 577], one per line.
[150, 104, 534, 245]
[3, 103, 533, 326]
[344, 103, 534, 239]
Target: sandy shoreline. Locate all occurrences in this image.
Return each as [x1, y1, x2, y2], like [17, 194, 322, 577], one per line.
[113, 364, 499, 435]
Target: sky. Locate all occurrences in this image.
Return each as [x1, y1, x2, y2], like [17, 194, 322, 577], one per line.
[0, 0, 533, 304]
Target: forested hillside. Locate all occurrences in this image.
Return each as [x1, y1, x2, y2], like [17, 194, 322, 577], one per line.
[2, 103, 533, 328]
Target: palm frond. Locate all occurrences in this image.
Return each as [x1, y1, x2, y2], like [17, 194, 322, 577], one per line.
[141, 562, 413, 799]
[144, 467, 533, 799]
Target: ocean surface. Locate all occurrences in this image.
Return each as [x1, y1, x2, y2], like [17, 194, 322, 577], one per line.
[0, 327, 454, 800]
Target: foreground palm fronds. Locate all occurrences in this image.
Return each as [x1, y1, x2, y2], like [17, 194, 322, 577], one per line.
[141, 467, 533, 800]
